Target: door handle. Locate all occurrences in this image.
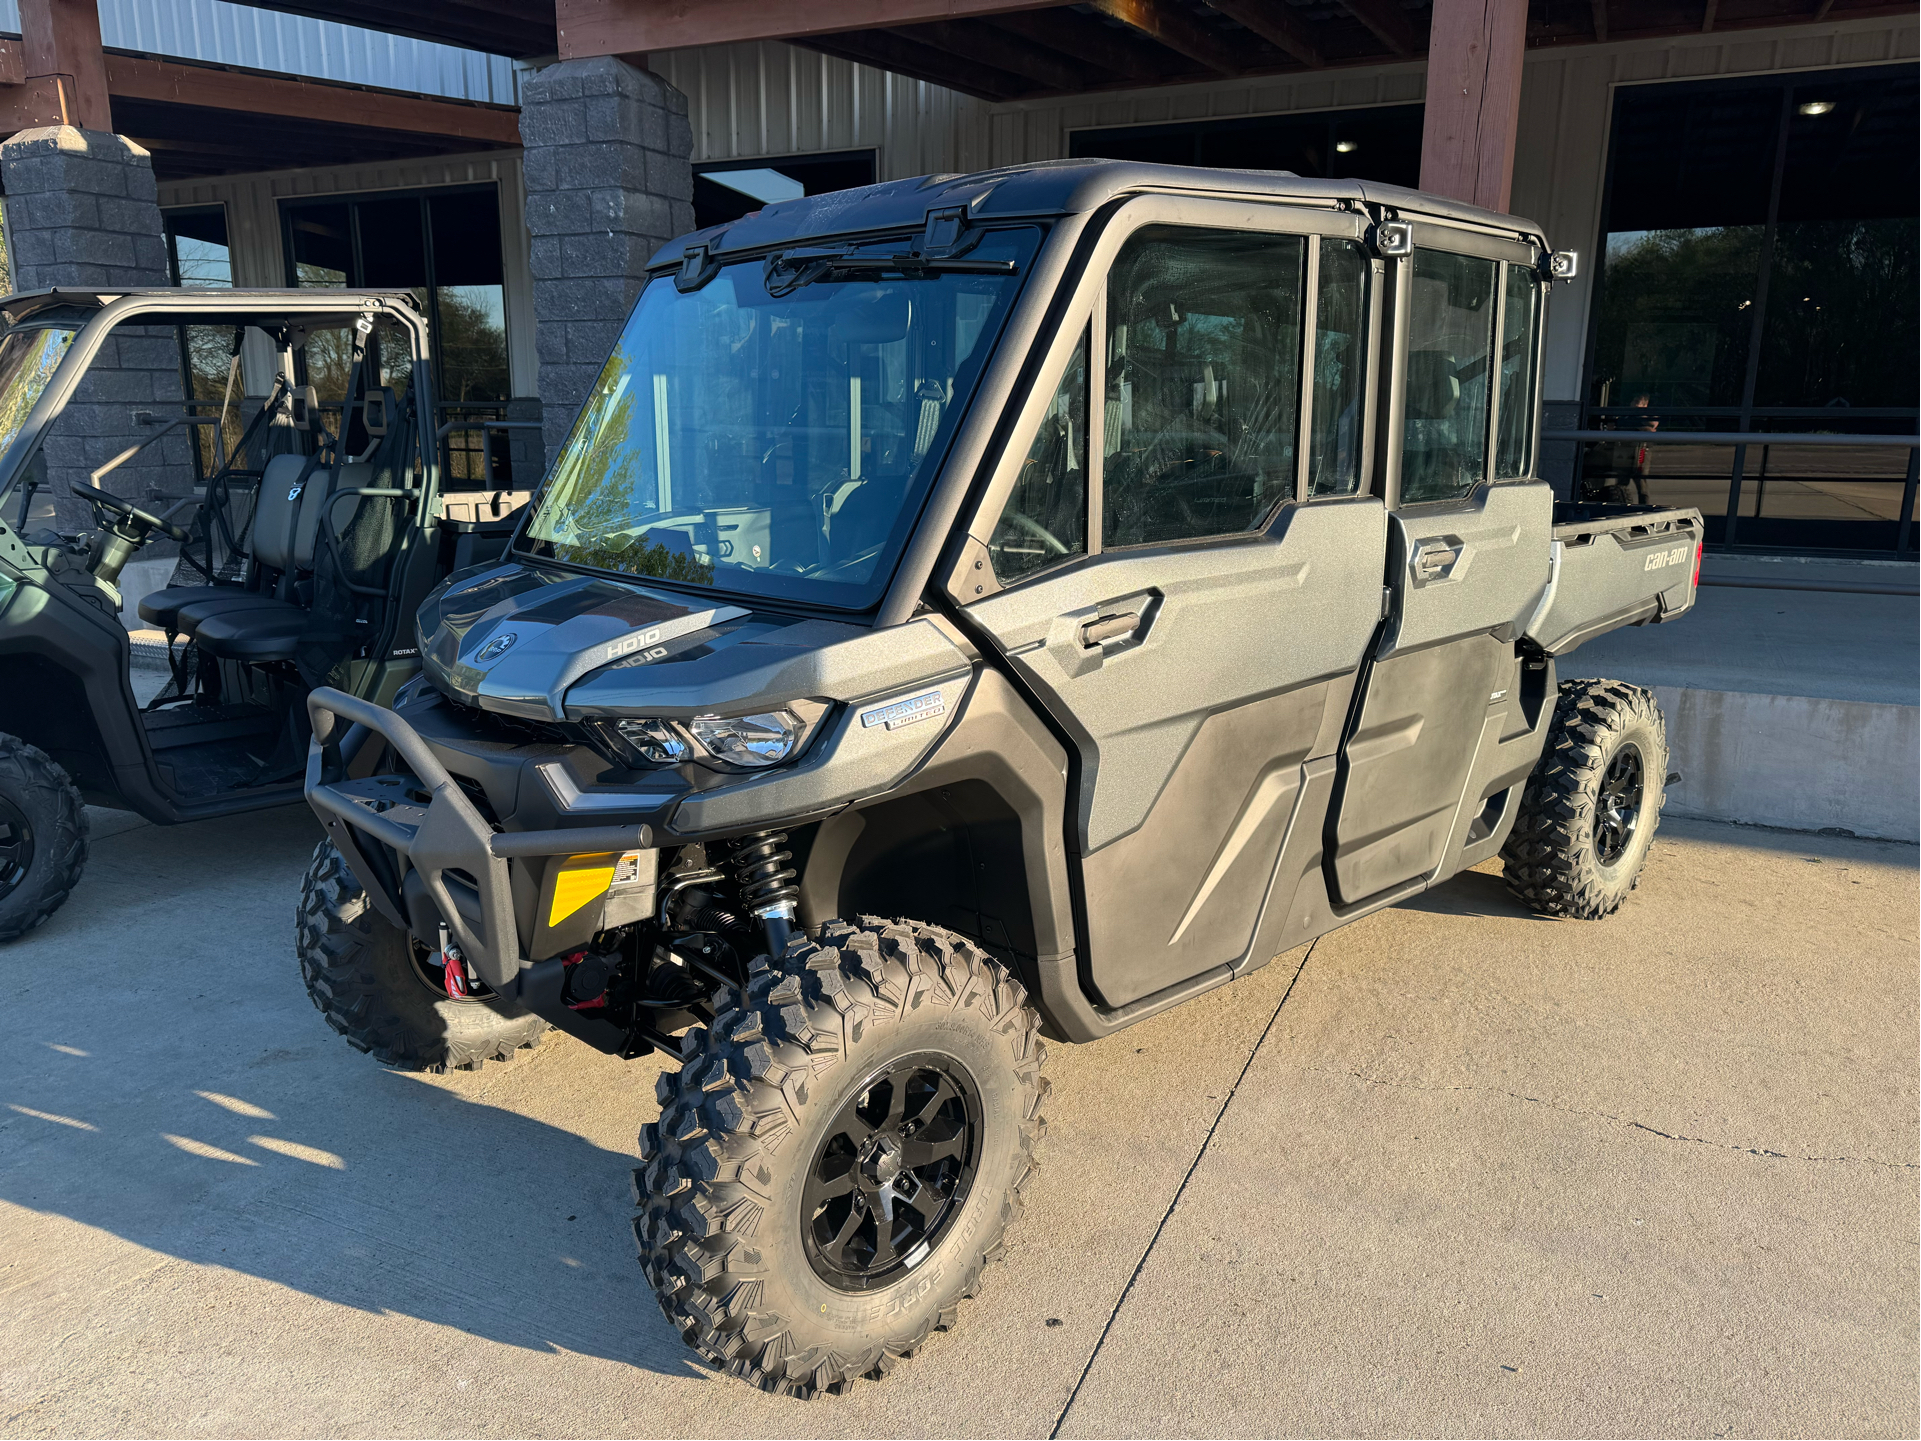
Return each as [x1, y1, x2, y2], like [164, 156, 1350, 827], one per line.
[1080, 610, 1141, 647]
[1412, 543, 1460, 579]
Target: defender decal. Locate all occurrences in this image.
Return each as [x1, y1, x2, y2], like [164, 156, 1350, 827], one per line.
[860, 690, 947, 731]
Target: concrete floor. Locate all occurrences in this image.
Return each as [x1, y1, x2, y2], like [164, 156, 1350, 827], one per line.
[1, 804, 1914, 1439]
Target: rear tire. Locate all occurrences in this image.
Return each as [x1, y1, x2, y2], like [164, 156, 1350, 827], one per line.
[634, 917, 1048, 1398]
[1502, 679, 1668, 919]
[0, 732, 87, 943]
[295, 840, 548, 1071]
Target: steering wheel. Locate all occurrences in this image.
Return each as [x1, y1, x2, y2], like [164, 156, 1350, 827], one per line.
[1002, 509, 1071, 556]
[70, 483, 191, 543]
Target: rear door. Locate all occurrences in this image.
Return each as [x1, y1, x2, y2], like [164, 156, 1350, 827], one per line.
[959, 198, 1386, 1010]
[1327, 235, 1555, 903]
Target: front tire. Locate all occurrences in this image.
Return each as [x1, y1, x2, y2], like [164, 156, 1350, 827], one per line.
[295, 840, 548, 1071]
[0, 732, 87, 943]
[1502, 679, 1668, 919]
[635, 917, 1048, 1397]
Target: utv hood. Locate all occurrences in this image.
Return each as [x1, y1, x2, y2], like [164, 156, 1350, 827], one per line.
[418, 562, 752, 721]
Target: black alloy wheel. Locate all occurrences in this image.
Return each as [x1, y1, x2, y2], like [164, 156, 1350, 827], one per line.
[801, 1052, 981, 1292]
[0, 794, 35, 899]
[1594, 741, 1645, 865]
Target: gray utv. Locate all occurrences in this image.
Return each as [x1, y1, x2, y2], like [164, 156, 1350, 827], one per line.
[300, 160, 1703, 1396]
[0, 288, 523, 938]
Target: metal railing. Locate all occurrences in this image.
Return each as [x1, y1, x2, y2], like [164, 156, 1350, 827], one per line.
[435, 416, 542, 490]
[1542, 429, 1920, 556]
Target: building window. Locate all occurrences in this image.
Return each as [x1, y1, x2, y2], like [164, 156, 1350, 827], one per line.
[281, 185, 510, 485]
[162, 206, 237, 478]
[1582, 65, 1918, 553]
[1070, 104, 1424, 188]
[694, 151, 877, 230]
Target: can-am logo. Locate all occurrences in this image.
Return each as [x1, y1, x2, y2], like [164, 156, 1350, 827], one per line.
[475, 632, 518, 662]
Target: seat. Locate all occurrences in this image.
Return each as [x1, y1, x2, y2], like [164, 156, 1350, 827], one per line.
[192, 605, 312, 662]
[143, 452, 317, 633]
[139, 582, 244, 631]
[175, 451, 348, 637]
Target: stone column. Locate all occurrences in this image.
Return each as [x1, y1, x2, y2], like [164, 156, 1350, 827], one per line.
[519, 55, 693, 469]
[0, 126, 185, 533]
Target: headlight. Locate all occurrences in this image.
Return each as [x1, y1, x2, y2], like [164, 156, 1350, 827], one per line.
[610, 717, 691, 765]
[583, 708, 813, 772]
[689, 711, 803, 769]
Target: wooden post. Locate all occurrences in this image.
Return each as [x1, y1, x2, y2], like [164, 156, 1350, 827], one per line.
[1418, 0, 1528, 212]
[19, 0, 111, 131]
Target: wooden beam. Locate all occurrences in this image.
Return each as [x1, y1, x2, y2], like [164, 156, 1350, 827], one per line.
[1334, 0, 1423, 54]
[984, 9, 1172, 81]
[1591, 0, 1609, 40]
[1087, 0, 1245, 74]
[1420, 0, 1527, 210]
[889, 20, 1103, 90]
[1701, 0, 1719, 29]
[1811, 0, 1837, 16]
[20, 0, 111, 130]
[555, 0, 1067, 58]
[100, 53, 523, 146]
[1201, 0, 1325, 67]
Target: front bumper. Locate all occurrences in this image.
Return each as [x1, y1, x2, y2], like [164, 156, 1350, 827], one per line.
[305, 686, 650, 989]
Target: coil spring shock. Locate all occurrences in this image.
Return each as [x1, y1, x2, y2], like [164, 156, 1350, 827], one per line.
[732, 830, 799, 957]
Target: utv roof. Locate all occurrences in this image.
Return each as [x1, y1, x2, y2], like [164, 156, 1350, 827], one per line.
[0, 287, 427, 330]
[647, 157, 1549, 270]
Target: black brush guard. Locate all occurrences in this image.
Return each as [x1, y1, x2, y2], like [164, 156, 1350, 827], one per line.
[305, 686, 650, 990]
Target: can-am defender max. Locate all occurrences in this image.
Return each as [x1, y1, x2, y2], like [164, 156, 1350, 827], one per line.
[0, 288, 524, 938]
[300, 161, 1703, 1396]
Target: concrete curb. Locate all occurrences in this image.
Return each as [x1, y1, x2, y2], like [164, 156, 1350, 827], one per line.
[1655, 685, 1920, 842]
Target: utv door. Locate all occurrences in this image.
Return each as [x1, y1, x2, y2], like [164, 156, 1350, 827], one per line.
[1327, 238, 1555, 903]
[961, 204, 1386, 1010]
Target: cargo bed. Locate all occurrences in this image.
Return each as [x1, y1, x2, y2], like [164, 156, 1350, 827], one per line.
[1525, 502, 1704, 656]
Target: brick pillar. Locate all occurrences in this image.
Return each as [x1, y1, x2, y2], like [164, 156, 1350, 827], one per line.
[519, 55, 693, 468]
[0, 126, 186, 533]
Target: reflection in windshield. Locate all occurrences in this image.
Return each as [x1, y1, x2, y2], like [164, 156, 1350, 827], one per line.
[521, 228, 1036, 608]
[0, 327, 74, 469]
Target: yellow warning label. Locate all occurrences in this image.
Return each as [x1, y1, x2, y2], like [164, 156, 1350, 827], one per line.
[548, 853, 617, 927]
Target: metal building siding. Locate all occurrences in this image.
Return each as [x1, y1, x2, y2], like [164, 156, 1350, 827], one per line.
[0, 0, 519, 104]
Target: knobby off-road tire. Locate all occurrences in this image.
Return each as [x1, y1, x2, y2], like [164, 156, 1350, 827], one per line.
[295, 840, 548, 1071]
[635, 917, 1048, 1398]
[0, 733, 87, 942]
[1502, 679, 1668, 919]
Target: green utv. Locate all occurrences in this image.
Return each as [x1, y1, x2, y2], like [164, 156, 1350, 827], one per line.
[300, 160, 1702, 1395]
[0, 287, 524, 939]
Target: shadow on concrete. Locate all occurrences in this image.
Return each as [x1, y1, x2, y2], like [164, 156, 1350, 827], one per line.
[0, 806, 707, 1382]
[1393, 866, 1550, 921]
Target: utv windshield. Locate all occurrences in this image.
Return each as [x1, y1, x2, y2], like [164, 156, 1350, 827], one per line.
[520, 226, 1039, 608]
[0, 326, 76, 477]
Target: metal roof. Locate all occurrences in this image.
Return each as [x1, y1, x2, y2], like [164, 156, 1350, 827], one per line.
[0, 0, 521, 105]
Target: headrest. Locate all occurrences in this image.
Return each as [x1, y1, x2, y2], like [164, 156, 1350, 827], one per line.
[362, 386, 396, 438]
[289, 385, 321, 432]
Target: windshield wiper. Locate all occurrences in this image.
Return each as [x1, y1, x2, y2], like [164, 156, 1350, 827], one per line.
[764, 247, 1016, 295]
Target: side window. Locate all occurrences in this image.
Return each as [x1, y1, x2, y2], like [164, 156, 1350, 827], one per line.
[989, 328, 1087, 584]
[1308, 238, 1370, 497]
[1103, 226, 1305, 547]
[1399, 249, 1497, 505]
[1494, 264, 1543, 478]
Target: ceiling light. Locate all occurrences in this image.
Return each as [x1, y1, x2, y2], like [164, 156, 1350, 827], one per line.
[1797, 100, 1835, 116]
[1335, 140, 1359, 153]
